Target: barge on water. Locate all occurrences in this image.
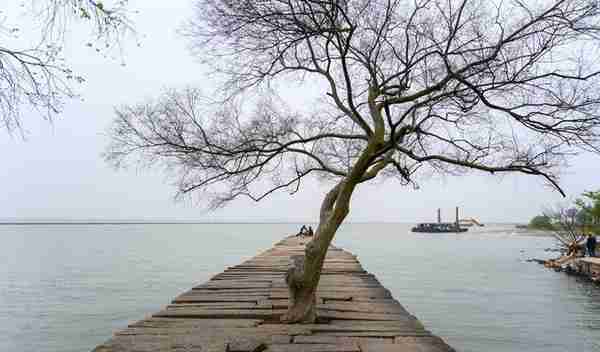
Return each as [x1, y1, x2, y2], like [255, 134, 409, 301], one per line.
[412, 222, 468, 233]
[412, 206, 469, 233]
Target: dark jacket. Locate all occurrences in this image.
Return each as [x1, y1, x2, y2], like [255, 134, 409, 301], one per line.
[587, 236, 597, 249]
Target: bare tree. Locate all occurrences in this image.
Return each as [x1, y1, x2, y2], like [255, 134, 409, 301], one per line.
[106, 0, 600, 323]
[547, 206, 586, 250]
[1, 0, 132, 133]
[541, 205, 586, 268]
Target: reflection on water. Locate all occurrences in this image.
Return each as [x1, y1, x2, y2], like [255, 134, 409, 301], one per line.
[0, 223, 599, 352]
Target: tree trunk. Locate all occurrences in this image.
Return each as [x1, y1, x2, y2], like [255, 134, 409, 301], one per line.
[281, 86, 388, 323]
[281, 146, 382, 323]
[280, 182, 349, 323]
[281, 255, 317, 323]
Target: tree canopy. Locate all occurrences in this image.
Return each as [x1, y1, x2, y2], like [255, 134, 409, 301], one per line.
[109, 0, 600, 205]
[529, 215, 553, 230]
[1, 0, 132, 133]
[575, 190, 600, 226]
[529, 189, 599, 254]
[106, 0, 600, 323]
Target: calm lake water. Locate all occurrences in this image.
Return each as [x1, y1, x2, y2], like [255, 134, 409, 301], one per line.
[1, 223, 599, 352]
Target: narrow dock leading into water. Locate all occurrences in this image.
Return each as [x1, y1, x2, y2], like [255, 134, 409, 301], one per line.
[92, 235, 455, 352]
[573, 257, 600, 281]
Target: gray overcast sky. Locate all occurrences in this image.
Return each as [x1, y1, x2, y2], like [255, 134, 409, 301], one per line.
[1, 0, 598, 223]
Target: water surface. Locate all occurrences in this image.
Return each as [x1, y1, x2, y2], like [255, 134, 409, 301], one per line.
[1, 223, 599, 352]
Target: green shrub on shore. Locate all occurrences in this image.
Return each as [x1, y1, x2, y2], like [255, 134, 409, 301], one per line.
[529, 189, 600, 233]
[575, 191, 600, 228]
[529, 215, 554, 230]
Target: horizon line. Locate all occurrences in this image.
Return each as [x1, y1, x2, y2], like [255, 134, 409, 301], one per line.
[0, 219, 524, 225]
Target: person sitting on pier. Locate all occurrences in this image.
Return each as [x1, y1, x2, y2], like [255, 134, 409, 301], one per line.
[296, 225, 308, 237]
[296, 225, 315, 237]
[587, 233, 597, 257]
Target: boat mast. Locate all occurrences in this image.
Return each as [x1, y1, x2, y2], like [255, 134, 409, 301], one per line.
[455, 206, 460, 232]
[437, 208, 441, 224]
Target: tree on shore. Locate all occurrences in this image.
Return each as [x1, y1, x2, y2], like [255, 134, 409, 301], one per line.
[1, 0, 132, 133]
[575, 191, 600, 227]
[106, 0, 600, 323]
[545, 205, 586, 251]
[529, 215, 553, 231]
[534, 204, 590, 269]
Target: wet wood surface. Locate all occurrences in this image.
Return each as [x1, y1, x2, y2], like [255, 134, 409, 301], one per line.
[579, 257, 600, 265]
[92, 235, 455, 352]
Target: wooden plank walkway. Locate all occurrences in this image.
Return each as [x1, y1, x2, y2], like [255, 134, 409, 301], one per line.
[573, 257, 600, 280]
[579, 257, 600, 265]
[92, 235, 455, 352]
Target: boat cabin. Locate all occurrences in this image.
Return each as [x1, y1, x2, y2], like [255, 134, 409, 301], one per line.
[411, 207, 470, 233]
[411, 222, 468, 233]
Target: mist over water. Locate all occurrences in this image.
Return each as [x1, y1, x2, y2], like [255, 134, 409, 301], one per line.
[1, 223, 599, 352]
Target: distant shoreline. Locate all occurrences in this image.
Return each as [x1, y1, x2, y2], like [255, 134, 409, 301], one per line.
[0, 221, 307, 225]
[0, 221, 529, 226]
[0, 222, 218, 225]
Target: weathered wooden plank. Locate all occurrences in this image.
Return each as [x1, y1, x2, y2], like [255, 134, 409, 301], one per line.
[270, 287, 392, 296]
[154, 308, 285, 319]
[95, 335, 228, 352]
[362, 337, 455, 352]
[269, 290, 392, 300]
[91, 235, 455, 352]
[127, 318, 262, 329]
[316, 310, 410, 322]
[189, 289, 272, 295]
[293, 336, 349, 344]
[327, 320, 421, 328]
[318, 302, 408, 314]
[306, 322, 427, 333]
[292, 336, 394, 345]
[167, 302, 272, 310]
[172, 296, 267, 304]
[311, 332, 429, 338]
[267, 298, 402, 310]
[226, 338, 264, 352]
[195, 285, 273, 290]
[266, 343, 360, 352]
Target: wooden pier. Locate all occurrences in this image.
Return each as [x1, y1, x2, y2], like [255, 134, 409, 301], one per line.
[92, 235, 455, 352]
[573, 257, 600, 281]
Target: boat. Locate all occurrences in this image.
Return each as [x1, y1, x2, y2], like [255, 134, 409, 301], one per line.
[411, 222, 468, 233]
[411, 207, 469, 233]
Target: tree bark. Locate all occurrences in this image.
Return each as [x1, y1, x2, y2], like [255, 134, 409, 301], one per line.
[281, 255, 317, 323]
[281, 139, 383, 323]
[281, 86, 388, 323]
[280, 183, 346, 323]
